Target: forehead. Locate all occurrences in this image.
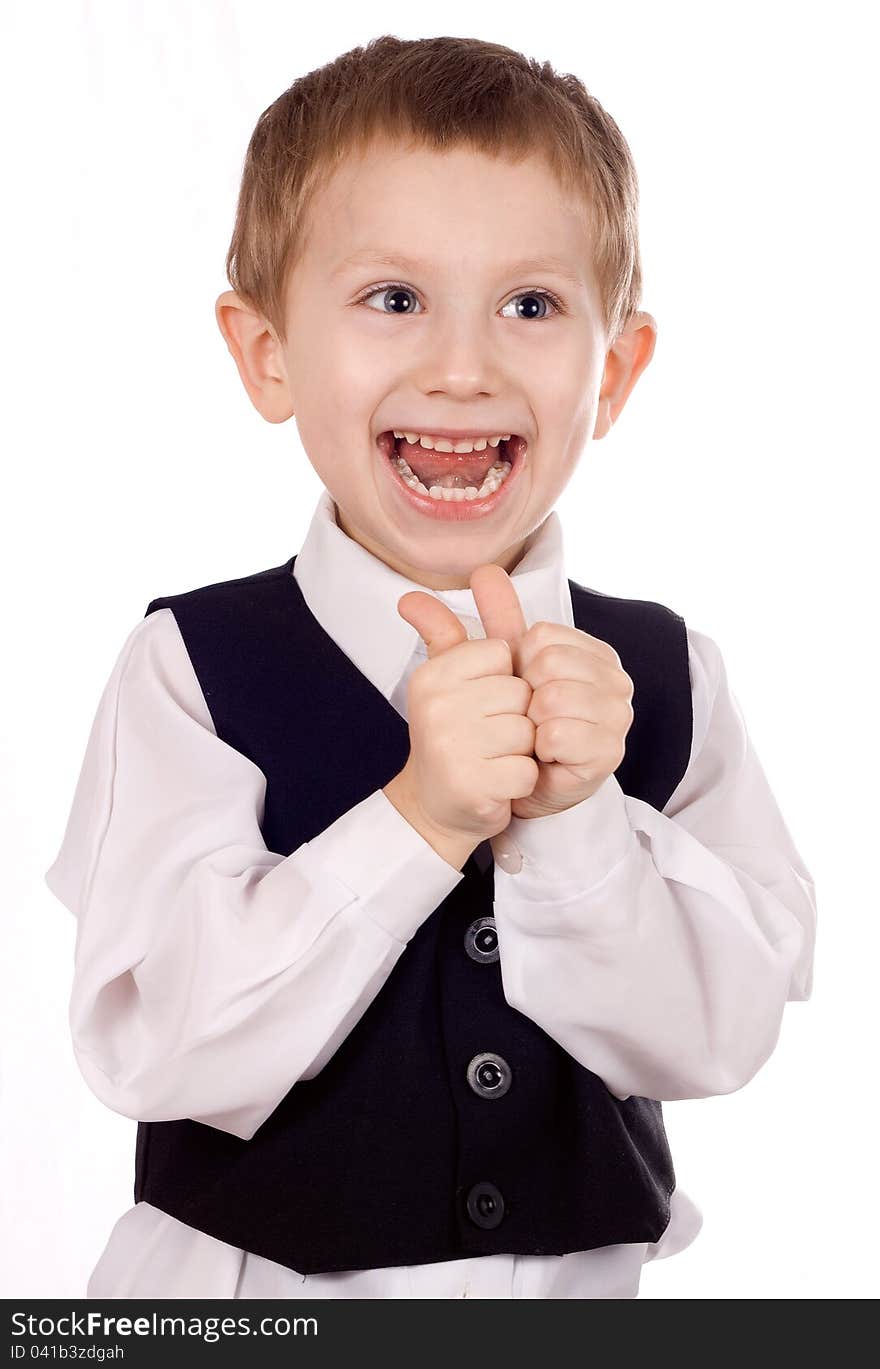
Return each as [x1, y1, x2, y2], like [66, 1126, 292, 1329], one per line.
[299, 138, 598, 294]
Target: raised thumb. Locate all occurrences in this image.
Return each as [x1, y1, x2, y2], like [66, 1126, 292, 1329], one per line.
[396, 591, 470, 659]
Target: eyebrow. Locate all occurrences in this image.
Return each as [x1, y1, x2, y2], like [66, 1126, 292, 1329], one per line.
[332, 249, 587, 289]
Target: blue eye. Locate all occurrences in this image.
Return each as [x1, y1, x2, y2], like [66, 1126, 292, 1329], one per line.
[357, 283, 564, 318]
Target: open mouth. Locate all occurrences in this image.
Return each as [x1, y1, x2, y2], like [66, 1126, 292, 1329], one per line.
[376, 431, 526, 500]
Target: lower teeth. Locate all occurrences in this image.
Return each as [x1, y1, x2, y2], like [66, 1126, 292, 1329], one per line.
[389, 454, 513, 501]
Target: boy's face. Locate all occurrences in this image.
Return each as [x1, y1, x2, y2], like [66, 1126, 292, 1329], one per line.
[218, 137, 655, 590]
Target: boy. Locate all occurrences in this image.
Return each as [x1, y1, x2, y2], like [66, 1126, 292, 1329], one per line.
[45, 35, 816, 1299]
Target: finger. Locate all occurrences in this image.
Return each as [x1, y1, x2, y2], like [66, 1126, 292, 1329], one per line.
[534, 717, 624, 774]
[396, 590, 469, 659]
[518, 627, 623, 680]
[470, 564, 529, 670]
[527, 679, 606, 726]
[521, 642, 629, 692]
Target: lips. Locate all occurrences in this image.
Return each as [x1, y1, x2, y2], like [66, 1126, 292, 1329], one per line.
[377, 429, 526, 521]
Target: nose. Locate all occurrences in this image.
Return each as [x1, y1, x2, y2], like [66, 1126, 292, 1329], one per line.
[414, 306, 502, 400]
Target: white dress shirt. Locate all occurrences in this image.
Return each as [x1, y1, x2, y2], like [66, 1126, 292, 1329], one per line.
[44, 488, 816, 1299]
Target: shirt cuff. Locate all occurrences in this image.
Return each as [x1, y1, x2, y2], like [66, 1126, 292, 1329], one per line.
[494, 774, 635, 896]
[303, 787, 465, 943]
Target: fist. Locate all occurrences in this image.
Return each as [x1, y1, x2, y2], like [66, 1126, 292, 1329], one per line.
[398, 563, 635, 824]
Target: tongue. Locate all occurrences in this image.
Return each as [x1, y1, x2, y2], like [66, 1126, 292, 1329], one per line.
[398, 439, 499, 488]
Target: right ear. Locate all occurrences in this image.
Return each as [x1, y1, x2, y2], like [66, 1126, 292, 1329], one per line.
[214, 290, 294, 423]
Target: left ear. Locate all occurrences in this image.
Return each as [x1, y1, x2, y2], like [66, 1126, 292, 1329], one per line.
[593, 311, 658, 440]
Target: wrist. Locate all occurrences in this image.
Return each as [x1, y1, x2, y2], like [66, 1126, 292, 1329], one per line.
[383, 772, 477, 871]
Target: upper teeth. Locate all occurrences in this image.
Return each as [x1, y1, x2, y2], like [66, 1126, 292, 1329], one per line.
[392, 430, 512, 453]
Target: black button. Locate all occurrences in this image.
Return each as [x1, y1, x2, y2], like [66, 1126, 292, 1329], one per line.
[464, 917, 499, 963]
[466, 1181, 505, 1229]
[467, 1052, 512, 1098]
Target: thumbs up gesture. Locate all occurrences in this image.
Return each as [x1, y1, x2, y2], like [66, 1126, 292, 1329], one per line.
[386, 567, 538, 865]
[396, 564, 634, 837]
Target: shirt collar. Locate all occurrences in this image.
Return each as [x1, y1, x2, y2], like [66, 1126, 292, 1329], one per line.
[293, 487, 574, 700]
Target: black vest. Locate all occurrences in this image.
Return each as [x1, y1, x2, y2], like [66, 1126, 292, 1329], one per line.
[134, 554, 692, 1275]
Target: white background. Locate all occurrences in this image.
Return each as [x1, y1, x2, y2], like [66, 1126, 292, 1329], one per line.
[2, 0, 876, 1298]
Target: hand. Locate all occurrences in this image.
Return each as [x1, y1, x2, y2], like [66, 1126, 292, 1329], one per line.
[502, 576, 634, 820]
[404, 563, 635, 822]
[392, 568, 539, 851]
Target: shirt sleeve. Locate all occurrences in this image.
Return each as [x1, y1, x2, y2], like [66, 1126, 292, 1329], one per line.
[44, 607, 463, 1142]
[491, 626, 817, 1102]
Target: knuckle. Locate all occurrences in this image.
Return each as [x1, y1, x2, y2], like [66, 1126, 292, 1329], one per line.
[546, 717, 566, 747]
[612, 697, 634, 732]
[542, 644, 568, 677]
[598, 638, 622, 668]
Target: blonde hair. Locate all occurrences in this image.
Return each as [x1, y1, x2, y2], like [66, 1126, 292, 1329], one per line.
[225, 34, 643, 346]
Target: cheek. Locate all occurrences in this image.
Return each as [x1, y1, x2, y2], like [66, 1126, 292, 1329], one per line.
[322, 368, 386, 439]
[290, 349, 371, 441]
[529, 356, 597, 426]
[288, 320, 367, 394]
